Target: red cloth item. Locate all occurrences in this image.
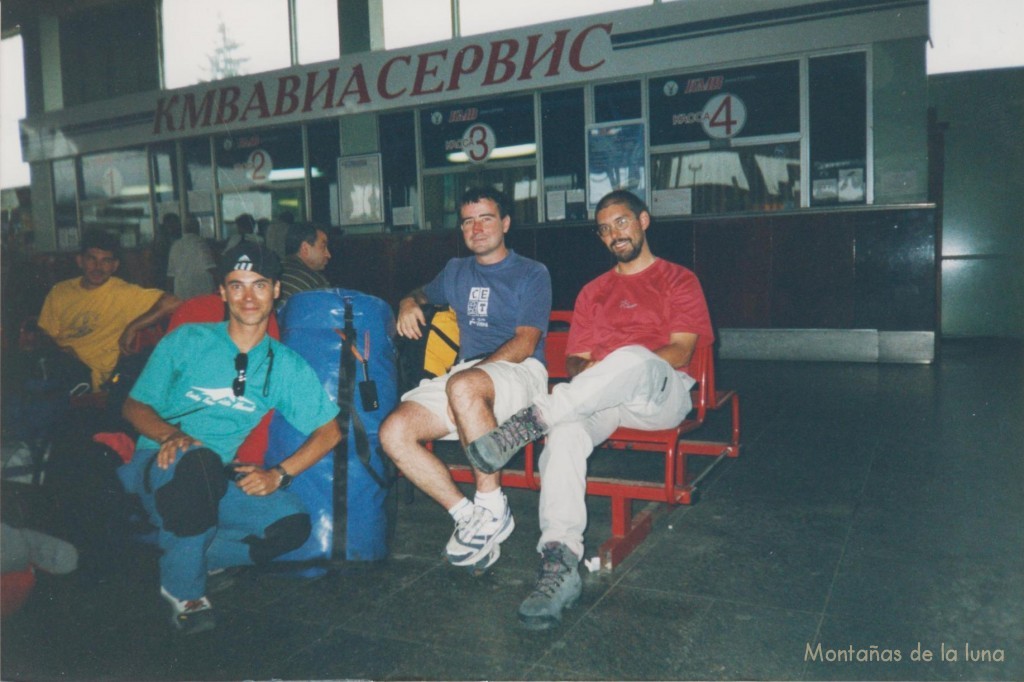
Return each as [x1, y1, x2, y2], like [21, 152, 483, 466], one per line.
[567, 258, 714, 376]
[1, 568, 36, 619]
[93, 432, 136, 464]
[166, 294, 280, 464]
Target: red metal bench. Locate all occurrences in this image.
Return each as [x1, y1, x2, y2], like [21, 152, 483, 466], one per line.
[447, 310, 741, 570]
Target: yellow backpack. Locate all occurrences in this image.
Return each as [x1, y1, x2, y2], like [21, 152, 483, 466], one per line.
[398, 305, 460, 391]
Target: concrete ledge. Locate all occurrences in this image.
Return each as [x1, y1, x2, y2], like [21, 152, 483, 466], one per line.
[718, 329, 934, 364]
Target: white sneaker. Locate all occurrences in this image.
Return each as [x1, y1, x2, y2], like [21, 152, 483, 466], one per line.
[444, 501, 514, 567]
[161, 586, 216, 635]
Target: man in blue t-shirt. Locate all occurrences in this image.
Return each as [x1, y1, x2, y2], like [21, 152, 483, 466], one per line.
[119, 242, 341, 635]
[381, 186, 552, 574]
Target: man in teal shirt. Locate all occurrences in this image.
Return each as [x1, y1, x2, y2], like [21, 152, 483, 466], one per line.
[120, 242, 341, 635]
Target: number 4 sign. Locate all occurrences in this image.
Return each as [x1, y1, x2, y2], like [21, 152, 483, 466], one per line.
[702, 93, 747, 139]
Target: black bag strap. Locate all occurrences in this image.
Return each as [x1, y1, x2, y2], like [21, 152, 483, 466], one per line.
[425, 305, 459, 354]
[334, 300, 391, 494]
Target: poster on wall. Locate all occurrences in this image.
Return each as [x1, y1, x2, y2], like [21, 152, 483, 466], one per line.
[586, 120, 646, 208]
[419, 95, 535, 168]
[648, 61, 800, 147]
[338, 154, 384, 226]
[812, 160, 866, 204]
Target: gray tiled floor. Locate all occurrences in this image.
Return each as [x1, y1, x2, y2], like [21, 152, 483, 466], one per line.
[2, 339, 1022, 681]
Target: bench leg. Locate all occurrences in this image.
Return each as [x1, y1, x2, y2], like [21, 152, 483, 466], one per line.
[598, 497, 655, 571]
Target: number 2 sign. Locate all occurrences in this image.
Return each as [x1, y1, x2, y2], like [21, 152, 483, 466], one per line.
[246, 150, 273, 183]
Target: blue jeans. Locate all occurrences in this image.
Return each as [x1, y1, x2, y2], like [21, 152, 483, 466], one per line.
[119, 446, 310, 600]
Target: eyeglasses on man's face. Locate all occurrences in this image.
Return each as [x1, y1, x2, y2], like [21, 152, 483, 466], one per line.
[233, 352, 248, 397]
[595, 215, 635, 238]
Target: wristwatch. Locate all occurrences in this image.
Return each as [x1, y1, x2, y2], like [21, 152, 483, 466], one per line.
[272, 465, 293, 489]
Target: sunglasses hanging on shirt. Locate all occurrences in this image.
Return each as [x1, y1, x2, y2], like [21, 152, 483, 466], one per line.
[233, 352, 248, 396]
[232, 348, 274, 398]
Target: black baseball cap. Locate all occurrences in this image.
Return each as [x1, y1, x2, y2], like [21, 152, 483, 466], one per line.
[218, 241, 282, 282]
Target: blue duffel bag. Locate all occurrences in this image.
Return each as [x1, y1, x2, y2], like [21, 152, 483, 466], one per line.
[266, 289, 398, 563]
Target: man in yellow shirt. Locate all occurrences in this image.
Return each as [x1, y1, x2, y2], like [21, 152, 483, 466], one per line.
[37, 229, 182, 391]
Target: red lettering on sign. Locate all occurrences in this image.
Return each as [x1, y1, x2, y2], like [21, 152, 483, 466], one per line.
[684, 76, 724, 94]
[215, 87, 241, 125]
[412, 50, 448, 96]
[182, 91, 215, 129]
[483, 39, 519, 86]
[448, 45, 484, 91]
[568, 23, 611, 73]
[337, 64, 371, 106]
[707, 95, 738, 136]
[303, 68, 339, 112]
[378, 55, 411, 100]
[519, 29, 569, 80]
[275, 75, 301, 116]
[153, 95, 178, 134]
[449, 108, 478, 123]
[239, 82, 270, 122]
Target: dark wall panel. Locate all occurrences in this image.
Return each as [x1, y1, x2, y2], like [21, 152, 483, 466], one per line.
[853, 208, 937, 330]
[771, 214, 856, 328]
[529, 226, 611, 310]
[693, 220, 773, 328]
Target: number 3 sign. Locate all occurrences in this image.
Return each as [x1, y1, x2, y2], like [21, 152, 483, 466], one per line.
[461, 123, 496, 163]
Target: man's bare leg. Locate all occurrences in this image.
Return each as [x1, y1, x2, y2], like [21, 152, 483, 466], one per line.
[445, 367, 502, 493]
[379, 401, 465, 510]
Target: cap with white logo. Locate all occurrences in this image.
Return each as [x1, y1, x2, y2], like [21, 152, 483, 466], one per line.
[219, 241, 282, 282]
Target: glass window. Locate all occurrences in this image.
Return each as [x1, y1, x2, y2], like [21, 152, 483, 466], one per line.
[649, 61, 800, 146]
[214, 126, 305, 239]
[182, 138, 217, 238]
[420, 94, 537, 229]
[380, 111, 419, 229]
[809, 52, 867, 206]
[306, 121, 341, 226]
[150, 143, 182, 248]
[595, 81, 641, 123]
[296, 0, 340, 64]
[162, 0, 291, 89]
[150, 143, 179, 211]
[79, 149, 154, 248]
[457, 0, 648, 36]
[1, 34, 29, 190]
[52, 159, 79, 250]
[651, 142, 801, 214]
[423, 167, 538, 230]
[542, 88, 587, 220]
[382, 0, 451, 49]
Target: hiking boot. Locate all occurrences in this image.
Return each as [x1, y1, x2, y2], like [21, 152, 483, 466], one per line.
[518, 542, 582, 630]
[161, 587, 216, 635]
[445, 502, 514, 567]
[465, 406, 548, 474]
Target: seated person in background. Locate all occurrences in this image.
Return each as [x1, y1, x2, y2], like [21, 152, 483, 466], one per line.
[380, 186, 551, 575]
[466, 190, 715, 630]
[36, 229, 181, 392]
[222, 213, 263, 253]
[277, 222, 332, 308]
[119, 242, 341, 635]
[166, 214, 216, 300]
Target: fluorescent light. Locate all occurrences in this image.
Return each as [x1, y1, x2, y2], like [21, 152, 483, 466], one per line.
[267, 167, 323, 181]
[446, 143, 536, 164]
